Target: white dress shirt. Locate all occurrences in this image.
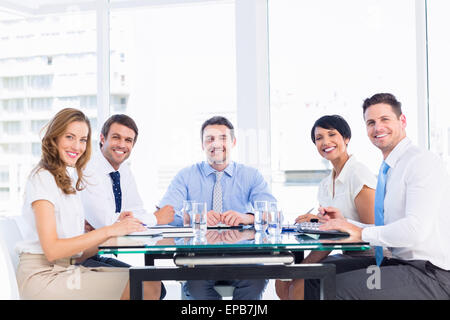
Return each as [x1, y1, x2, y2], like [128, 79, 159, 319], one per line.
[318, 155, 377, 222]
[16, 168, 84, 256]
[362, 137, 450, 270]
[80, 151, 157, 229]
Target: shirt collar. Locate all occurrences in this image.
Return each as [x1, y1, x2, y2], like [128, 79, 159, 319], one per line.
[384, 137, 411, 169]
[94, 150, 122, 175]
[202, 161, 235, 177]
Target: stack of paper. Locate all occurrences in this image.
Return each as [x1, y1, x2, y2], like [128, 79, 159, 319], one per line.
[129, 225, 194, 237]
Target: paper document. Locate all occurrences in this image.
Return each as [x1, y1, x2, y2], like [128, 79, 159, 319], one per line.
[149, 225, 194, 233]
[128, 228, 163, 236]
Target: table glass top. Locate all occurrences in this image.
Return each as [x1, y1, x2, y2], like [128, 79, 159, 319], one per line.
[98, 228, 370, 255]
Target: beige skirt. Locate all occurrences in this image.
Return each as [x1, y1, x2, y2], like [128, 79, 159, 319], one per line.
[16, 253, 129, 300]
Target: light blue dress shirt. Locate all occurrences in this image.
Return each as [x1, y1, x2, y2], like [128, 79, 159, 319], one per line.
[159, 161, 276, 226]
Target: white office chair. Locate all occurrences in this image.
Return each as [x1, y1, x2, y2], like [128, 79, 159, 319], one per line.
[0, 216, 23, 300]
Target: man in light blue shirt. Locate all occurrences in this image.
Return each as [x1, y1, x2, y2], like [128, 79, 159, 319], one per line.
[158, 116, 276, 300]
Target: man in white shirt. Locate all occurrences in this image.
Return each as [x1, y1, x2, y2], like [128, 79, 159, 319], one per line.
[80, 114, 174, 298]
[81, 114, 174, 230]
[305, 93, 450, 299]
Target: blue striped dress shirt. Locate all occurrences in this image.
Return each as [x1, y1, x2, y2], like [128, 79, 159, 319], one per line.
[159, 161, 277, 226]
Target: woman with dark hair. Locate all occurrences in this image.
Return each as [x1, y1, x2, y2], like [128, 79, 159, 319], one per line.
[15, 108, 160, 299]
[300, 114, 376, 225]
[275, 115, 378, 300]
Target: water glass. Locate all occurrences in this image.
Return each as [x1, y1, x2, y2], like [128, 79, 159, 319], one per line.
[268, 202, 283, 235]
[182, 200, 195, 227]
[253, 200, 269, 231]
[192, 202, 207, 233]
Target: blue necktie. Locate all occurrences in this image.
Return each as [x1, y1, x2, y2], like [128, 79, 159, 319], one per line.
[374, 161, 390, 266]
[109, 171, 122, 214]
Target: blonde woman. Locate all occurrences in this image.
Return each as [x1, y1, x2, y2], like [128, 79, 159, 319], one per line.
[15, 108, 160, 299]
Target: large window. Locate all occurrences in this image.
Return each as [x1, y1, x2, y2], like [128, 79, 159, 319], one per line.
[0, 0, 448, 223]
[428, 0, 450, 172]
[0, 5, 98, 215]
[109, 0, 237, 206]
[268, 0, 419, 222]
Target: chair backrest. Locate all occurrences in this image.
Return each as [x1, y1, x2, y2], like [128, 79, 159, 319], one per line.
[0, 216, 23, 299]
[0, 217, 23, 271]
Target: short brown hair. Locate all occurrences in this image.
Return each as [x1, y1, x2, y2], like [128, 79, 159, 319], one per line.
[100, 114, 139, 148]
[362, 93, 402, 118]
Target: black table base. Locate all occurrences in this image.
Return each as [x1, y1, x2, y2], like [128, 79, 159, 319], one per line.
[129, 263, 336, 300]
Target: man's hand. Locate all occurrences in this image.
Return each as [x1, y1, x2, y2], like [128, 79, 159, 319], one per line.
[319, 219, 363, 239]
[221, 211, 254, 226]
[154, 205, 175, 225]
[117, 211, 134, 221]
[207, 210, 222, 226]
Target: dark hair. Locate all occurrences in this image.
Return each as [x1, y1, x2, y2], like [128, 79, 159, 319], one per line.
[100, 114, 138, 148]
[311, 115, 352, 144]
[200, 116, 235, 141]
[362, 93, 402, 117]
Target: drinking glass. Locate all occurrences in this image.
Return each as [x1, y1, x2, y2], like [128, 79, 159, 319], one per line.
[268, 202, 283, 235]
[253, 200, 268, 231]
[182, 200, 195, 227]
[192, 202, 207, 233]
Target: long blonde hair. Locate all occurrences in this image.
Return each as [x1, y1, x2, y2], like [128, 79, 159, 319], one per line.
[37, 108, 92, 195]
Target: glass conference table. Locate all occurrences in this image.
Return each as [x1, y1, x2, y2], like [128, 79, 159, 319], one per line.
[98, 228, 370, 300]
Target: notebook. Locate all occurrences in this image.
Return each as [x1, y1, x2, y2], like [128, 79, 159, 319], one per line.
[296, 222, 349, 237]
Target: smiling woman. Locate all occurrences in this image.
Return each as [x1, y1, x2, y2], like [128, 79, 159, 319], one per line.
[39, 108, 92, 195]
[14, 108, 158, 300]
[57, 122, 89, 168]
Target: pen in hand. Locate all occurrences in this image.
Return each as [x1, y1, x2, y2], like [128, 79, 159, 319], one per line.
[294, 207, 315, 225]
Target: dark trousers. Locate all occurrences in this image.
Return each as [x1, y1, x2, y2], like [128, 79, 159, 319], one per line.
[81, 254, 166, 300]
[305, 256, 450, 300]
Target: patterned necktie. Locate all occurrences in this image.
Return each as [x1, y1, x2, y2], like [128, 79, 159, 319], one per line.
[374, 161, 390, 266]
[109, 171, 122, 214]
[212, 171, 224, 213]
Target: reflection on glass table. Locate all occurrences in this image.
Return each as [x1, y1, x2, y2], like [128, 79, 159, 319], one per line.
[99, 229, 370, 300]
[98, 228, 370, 255]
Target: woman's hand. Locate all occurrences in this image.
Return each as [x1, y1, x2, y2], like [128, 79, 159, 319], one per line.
[295, 213, 325, 224]
[317, 206, 346, 221]
[107, 217, 146, 237]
